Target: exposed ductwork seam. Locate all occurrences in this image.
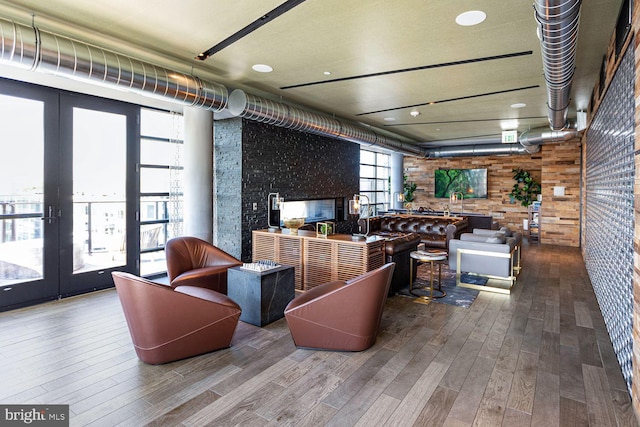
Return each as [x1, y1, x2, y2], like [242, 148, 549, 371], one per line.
[425, 143, 531, 158]
[534, 0, 582, 130]
[0, 17, 228, 111]
[0, 16, 427, 156]
[519, 127, 580, 153]
[421, 126, 580, 157]
[228, 89, 428, 157]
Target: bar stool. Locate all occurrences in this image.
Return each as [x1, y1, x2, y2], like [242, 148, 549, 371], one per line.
[409, 251, 447, 301]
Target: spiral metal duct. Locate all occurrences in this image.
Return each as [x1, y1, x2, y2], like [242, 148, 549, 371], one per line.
[534, 0, 582, 130]
[228, 89, 427, 157]
[0, 15, 423, 156]
[519, 127, 579, 153]
[0, 17, 228, 111]
[426, 143, 530, 158]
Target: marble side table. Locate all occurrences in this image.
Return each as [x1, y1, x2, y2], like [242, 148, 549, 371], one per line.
[227, 265, 295, 327]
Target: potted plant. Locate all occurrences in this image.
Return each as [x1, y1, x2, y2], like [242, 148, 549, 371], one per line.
[316, 221, 335, 238]
[509, 168, 541, 207]
[403, 174, 417, 208]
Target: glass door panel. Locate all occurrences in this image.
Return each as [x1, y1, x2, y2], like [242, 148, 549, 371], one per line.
[59, 95, 138, 297]
[0, 95, 45, 285]
[0, 84, 61, 311]
[0, 81, 139, 309]
[72, 108, 127, 273]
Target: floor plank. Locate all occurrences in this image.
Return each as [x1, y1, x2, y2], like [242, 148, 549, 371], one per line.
[0, 242, 636, 426]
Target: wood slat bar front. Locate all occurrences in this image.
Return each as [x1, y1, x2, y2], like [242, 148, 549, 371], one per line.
[252, 229, 385, 291]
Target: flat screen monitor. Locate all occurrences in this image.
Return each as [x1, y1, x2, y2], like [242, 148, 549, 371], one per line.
[434, 168, 488, 199]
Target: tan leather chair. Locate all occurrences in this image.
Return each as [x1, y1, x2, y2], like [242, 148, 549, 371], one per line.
[165, 236, 242, 294]
[112, 272, 241, 365]
[284, 262, 395, 351]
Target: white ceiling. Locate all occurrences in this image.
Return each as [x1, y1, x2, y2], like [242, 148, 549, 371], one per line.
[0, 0, 625, 149]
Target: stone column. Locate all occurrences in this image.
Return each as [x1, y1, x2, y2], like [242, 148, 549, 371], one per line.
[183, 107, 213, 242]
[213, 118, 243, 259]
[390, 152, 404, 210]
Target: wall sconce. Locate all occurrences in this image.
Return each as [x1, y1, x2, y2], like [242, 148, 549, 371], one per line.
[349, 194, 370, 239]
[267, 192, 284, 231]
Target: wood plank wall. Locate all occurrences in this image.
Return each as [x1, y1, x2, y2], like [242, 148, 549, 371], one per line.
[403, 141, 581, 247]
[540, 141, 582, 247]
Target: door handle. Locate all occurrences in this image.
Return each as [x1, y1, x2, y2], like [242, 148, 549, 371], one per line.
[41, 206, 57, 223]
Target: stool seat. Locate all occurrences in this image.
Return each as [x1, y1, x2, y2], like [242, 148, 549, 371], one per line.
[409, 250, 447, 302]
[410, 250, 447, 262]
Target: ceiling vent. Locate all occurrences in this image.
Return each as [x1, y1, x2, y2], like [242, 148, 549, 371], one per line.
[0, 17, 228, 111]
[227, 89, 427, 157]
[534, 0, 582, 130]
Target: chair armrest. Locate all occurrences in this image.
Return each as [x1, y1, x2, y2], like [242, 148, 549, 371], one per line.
[460, 233, 495, 243]
[360, 217, 381, 234]
[449, 238, 515, 277]
[511, 232, 523, 245]
[446, 218, 469, 242]
[285, 280, 346, 312]
[472, 228, 498, 236]
[449, 238, 514, 254]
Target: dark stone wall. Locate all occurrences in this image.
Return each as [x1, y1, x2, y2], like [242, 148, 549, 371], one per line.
[241, 119, 360, 260]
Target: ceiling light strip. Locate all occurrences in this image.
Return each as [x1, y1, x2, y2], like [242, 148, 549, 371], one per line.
[357, 85, 540, 116]
[280, 51, 533, 90]
[196, 0, 307, 60]
[384, 116, 548, 127]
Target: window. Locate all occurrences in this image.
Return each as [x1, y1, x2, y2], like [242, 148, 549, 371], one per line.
[359, 149, 390, 215]
[139, 109, 184, 276]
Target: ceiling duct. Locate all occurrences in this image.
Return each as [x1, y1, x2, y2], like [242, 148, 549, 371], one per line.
[0, 15, 424, 157]
[423, 126, 580, 157]
[426, 143, 530, 158]
[418, 136, 502, 148]
[228, 89, 428, 157]
[0, 17, 228, 111]
[519, 127, 580, 152]
[534, 0, 582, 130]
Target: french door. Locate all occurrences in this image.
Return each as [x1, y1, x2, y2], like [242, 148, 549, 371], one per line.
[0, 79, 139, 310]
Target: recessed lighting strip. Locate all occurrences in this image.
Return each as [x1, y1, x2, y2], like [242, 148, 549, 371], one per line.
[417, 133, 505, 144]
[356, 85, 540, 116]
[384, 116, 548, 126]
[280, 51, 533, 89]
[196, 0, 307, 60]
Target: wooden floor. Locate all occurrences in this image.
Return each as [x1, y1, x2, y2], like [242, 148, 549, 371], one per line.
[0, 242, 637, 426]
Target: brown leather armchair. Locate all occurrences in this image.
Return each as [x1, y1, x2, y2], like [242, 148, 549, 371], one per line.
[165, 236, 242, 294]
[284, 262, 395, 351]
[112, 272, 241, 365]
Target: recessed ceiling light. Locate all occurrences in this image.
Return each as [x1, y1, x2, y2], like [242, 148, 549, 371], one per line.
[323, 71, 332, 75]
[384, 117, 396, 122]
[511, 103, 527, 108]
[252, 64, 273, 73]
[455, 10, 486, 26]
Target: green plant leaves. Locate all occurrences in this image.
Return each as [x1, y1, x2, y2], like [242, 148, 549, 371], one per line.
[509, 168, 541, 207]
[403, 174, 417, 203]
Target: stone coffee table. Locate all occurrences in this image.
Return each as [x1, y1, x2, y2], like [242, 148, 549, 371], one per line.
[227, 264, 295, 327]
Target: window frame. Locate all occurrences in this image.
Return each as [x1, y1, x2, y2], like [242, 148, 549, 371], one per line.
[359, 149, 390, 215]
